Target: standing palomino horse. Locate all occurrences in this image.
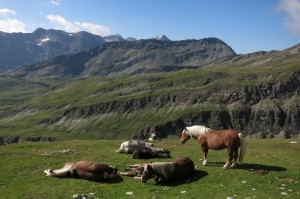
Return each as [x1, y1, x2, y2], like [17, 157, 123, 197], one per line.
[180, 125, 246, 169]
[44, 161, 118, 181]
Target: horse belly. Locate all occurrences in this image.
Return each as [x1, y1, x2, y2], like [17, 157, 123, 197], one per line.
[207, 138, 226, 150]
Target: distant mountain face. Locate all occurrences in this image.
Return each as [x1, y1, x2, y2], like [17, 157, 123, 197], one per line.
[0, 28, 107, 71]
[10, 37, 237, 78]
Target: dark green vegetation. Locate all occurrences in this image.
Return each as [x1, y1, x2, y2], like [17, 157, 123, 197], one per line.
[1, 51, 300, 139]
[0, 139, 299, 198]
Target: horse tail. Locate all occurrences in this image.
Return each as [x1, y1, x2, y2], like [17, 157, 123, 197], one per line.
[238, 133, 246, 165]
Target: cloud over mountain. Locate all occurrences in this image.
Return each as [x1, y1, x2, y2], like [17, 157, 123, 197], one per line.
[0, 8, 27, 33]
[47, 14, 111, 36]
[0, 8, 16, 15]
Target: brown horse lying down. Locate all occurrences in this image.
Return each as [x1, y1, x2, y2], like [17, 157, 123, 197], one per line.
[141, 157, 195, 183]
[132, 149, 171, 159]
[44, 161, 118, 181]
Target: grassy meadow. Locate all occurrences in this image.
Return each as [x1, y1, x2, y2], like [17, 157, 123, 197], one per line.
[0, 139, 299, 199]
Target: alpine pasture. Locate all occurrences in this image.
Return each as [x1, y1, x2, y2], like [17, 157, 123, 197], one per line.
[0, 139, 299, 198]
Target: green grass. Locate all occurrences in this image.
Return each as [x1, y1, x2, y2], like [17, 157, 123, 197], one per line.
[0, 60, 299, 139]
[0, 139, 299, 199]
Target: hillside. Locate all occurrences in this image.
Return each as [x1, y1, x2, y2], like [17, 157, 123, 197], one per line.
[0, 40, 300, 140]
[1, 35, 300, 140]
[9, 38, 236, 78]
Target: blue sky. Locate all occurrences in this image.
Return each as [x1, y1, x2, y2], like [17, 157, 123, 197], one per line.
[0, 0, 299, 54]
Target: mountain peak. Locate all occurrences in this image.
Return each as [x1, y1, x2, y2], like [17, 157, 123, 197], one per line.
[152, 35, 170, 41]
[104, 34, 125, 42]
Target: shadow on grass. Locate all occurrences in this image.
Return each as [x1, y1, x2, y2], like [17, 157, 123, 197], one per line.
[54, 175, 124, 184]
[204, 162, 287, 172]
[237, 163, 287, 172]
[148, 170, 208, 186]
[98, 175, 124, 184]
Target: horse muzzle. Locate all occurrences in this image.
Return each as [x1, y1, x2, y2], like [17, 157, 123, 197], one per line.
[180, 139, 186, 144]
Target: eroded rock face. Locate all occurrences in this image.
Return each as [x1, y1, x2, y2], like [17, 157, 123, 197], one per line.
[0, 136, 56, 145]
[11, 71, 300, 139]
[138, 72, 300, 138]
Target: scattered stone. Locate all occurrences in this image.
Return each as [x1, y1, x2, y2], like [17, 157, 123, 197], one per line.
[249, 169, 268, 175]
[180, 191, 186, 194]
[281, 192, 288, 196]
[277, 177, 294, 182]
[242, 181, 247, 184]
[126, 192, 133, 195]
[72, 193, 88, 199]
[60, 149, 73, 153]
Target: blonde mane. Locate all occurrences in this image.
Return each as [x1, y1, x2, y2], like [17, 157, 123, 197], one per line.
[186, 125, 211, 137]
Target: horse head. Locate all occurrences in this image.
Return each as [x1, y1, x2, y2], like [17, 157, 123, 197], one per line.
[180, 127, 191, 144]
[141, 164, 153, 183]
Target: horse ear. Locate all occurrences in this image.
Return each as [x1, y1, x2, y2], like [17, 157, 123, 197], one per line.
[145, 164, 152, 172]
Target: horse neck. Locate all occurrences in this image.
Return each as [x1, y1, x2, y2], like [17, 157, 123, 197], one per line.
[187, 125, 211, 139]
[150, 162, 175, 179]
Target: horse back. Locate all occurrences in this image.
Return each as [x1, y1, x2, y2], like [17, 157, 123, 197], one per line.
[74, 161, 110, 174]
[221, 129, 241, 147]
[173, 157, 195, 180]
[205, 129, 240, 149]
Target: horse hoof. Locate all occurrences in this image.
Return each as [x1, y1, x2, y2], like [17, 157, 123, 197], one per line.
[223, 163, 231, 169]
[230, 163, 237, 168]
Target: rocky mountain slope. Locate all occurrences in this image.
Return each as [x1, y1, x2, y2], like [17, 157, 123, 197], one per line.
[9, 37, 236, 78]
[0, 28, 108, 71]
[0, 34, 299, 140]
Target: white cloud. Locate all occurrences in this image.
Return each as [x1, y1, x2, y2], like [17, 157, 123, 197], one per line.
[49, 0, 60, 6]
[47, 14, 111, 36]
[278, 0, 300, 36]
[0, 18, 27, 32]
[47, 14, 80, 32]
[0, 8, 16, 16]
[74, 21, 110, 36]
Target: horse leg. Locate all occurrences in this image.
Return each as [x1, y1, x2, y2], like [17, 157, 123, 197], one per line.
[230, 148, 239, 168]
[201, 147, 208, 166]
[44, 163, 75, 177]
[223, 148, 233, 169]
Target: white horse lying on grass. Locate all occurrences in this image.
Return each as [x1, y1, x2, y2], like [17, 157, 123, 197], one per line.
[115, 140, 169, 154]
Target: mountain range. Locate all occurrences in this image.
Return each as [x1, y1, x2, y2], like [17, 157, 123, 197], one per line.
[0, 29, 177, 73]
[0, 29, 300, 140]
[9, 37, 236, 78]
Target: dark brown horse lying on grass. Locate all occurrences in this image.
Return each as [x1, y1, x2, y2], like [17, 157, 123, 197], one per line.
[44, 161, 118, 181]
[132, 149, 171, 159]
[141, 157, 195, 183]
